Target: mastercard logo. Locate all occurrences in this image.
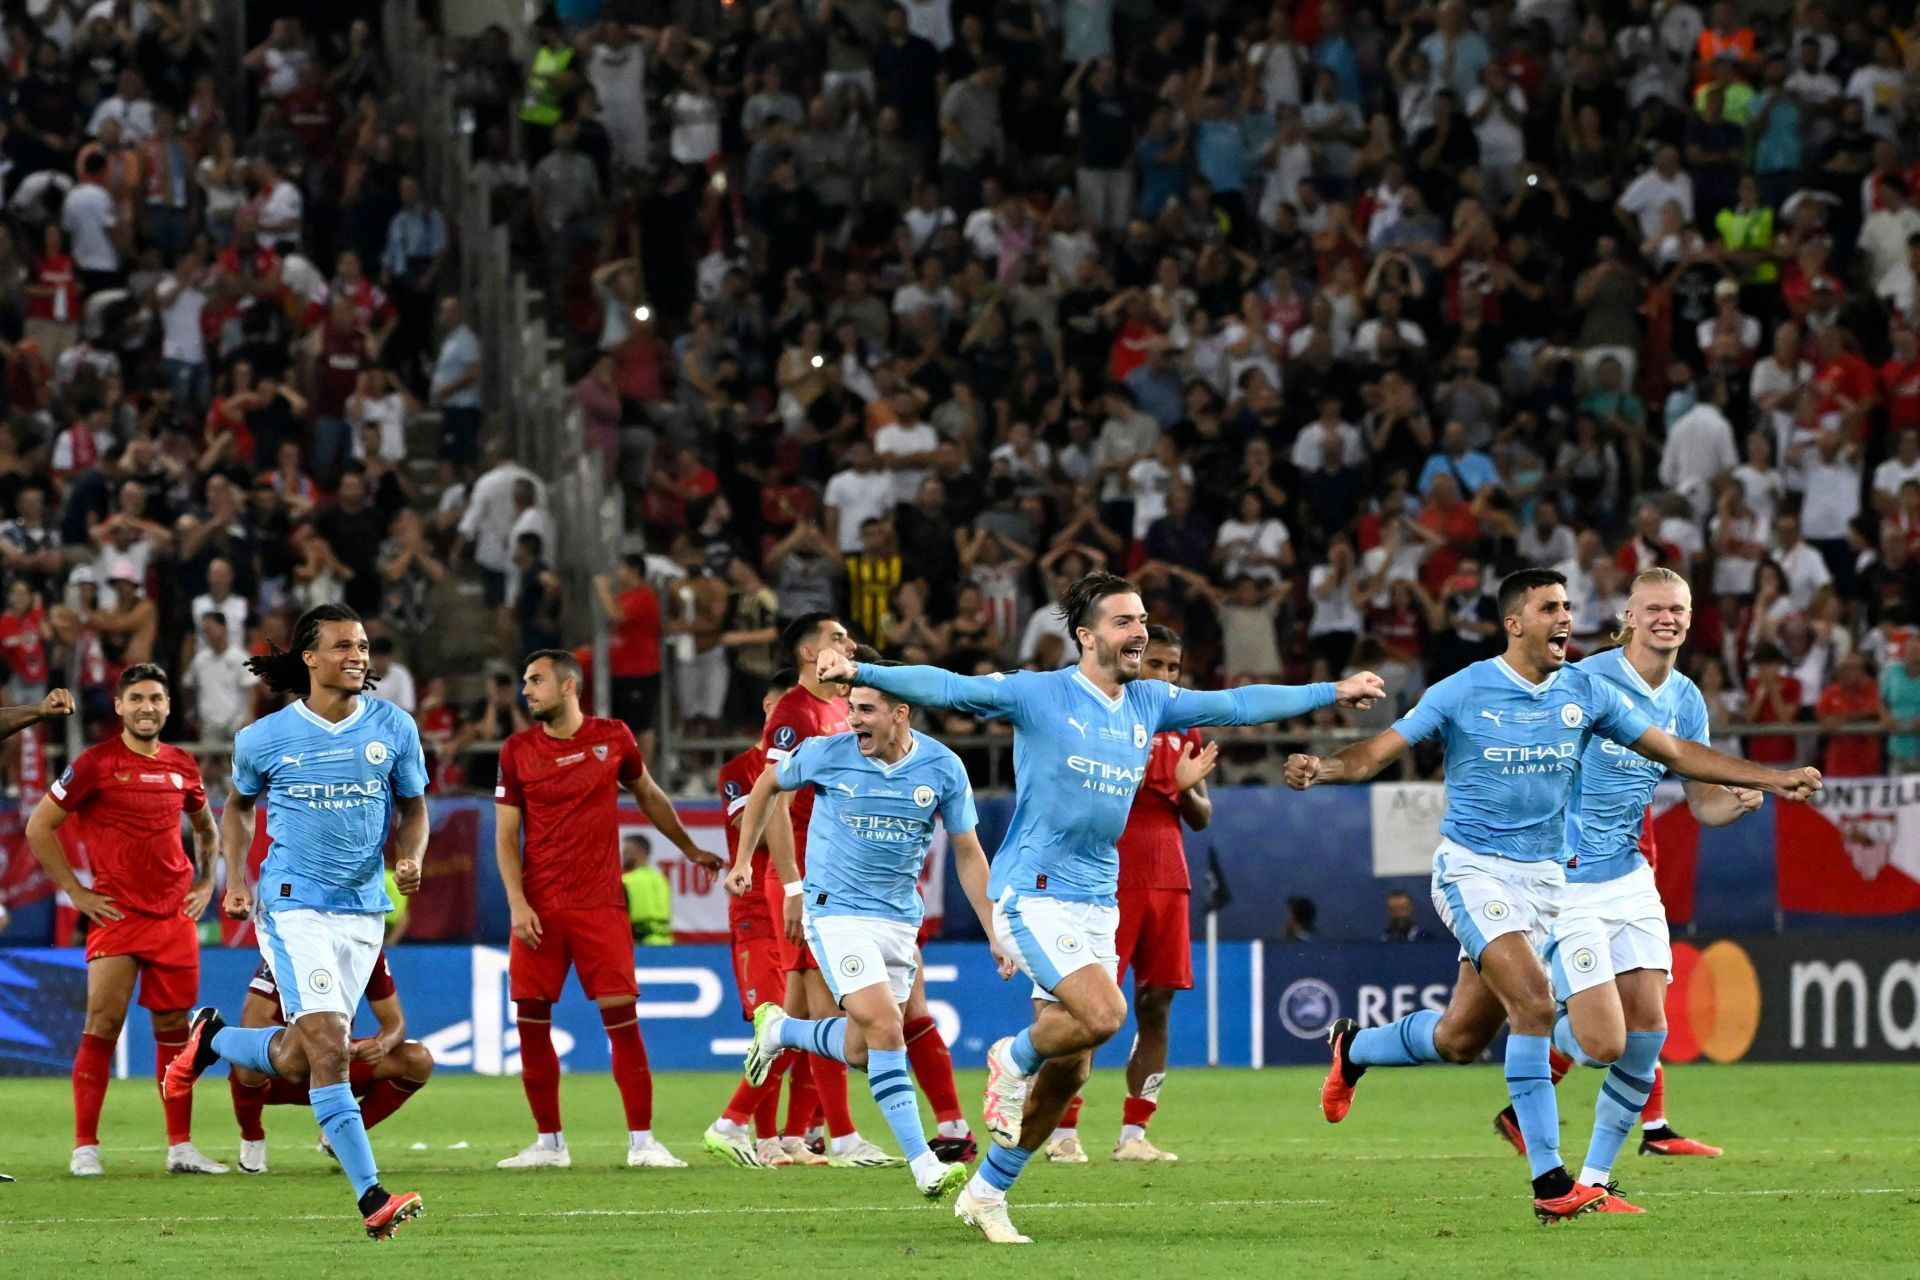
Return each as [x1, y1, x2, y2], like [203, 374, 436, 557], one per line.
[1665, 940, 1762, 1063]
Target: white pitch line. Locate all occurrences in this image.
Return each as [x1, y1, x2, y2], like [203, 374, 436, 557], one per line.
[15, 1188, 1911, 1229]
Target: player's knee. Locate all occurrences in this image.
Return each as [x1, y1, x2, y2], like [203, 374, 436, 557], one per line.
[1432, 1024, 1493, 1064]
[393, 1042, 435, 1082]
[1579, 1028, 1626, 1065]
[83, 1010, 127, 1040]
[148, 1009, 190, 1035]
[1134, 986, 1175, 1032]
[1084, 996, 1128, 1043]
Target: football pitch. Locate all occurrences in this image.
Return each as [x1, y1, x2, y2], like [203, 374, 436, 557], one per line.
[3, 1065, 1914, 1277]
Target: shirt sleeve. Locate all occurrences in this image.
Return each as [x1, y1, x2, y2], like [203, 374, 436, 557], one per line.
[939, 758, 979, 836]
[1391, 672, 1462, 746]
[230, 729, 264, 799]
[615, 721, 646, 784]
[1154, 679, 1337, 730]
[494, 737, 523, 808]
[1591, 678, 1657, 748]
[390, 711, 428, 798]
[774, 735, 826, 791]
[48, 749, 91, 812]
[1681, 685, 1712, 749]
[364, 950, 398, 1001]
[850, 662, 1033, 725]
[179, 755, 209, 814]
[720, 770, 750, 818]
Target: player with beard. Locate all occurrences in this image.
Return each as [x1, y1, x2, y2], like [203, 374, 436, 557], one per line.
[1288, 569, 1819, 1222]
[492, 650, 722, 1170]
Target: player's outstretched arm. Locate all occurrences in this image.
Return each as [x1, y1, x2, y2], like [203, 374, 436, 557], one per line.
[818, 651, 1025, 719]
[1684, 780, 1767, 827]
[1285, 728, 1413, 790]
[1631, 728, 1822, 800]
[0, 688, 74, 740]
[628, 771, 722, 870]
[24, 795, 120, 923]
[219, 790, 258, 919]
[1159, 671, 1385, 732]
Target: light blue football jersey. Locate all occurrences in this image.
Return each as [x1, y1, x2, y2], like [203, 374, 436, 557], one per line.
[776, 728, 977, 924]
[850, 663, 1335, 902]
[232, 697, 428, 915]
[1563, 649, 1709, 884]
[1392, 656, 1656, 864]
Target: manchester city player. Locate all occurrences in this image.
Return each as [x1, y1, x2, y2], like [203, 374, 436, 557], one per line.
[814, 572, 1386, 1243]
[1530, 567, 1760, 1208]
[731, 658, 1002, 1201]
[164, 604, 429, 1240]
[1286, 568, 1819, 1222]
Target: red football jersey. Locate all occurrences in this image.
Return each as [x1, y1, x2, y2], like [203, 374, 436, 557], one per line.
[496, 717, 646, 912]
[49, 739, 206, 917]
[759, 685, 849, 871]
[1117, 729, 1201, 892]
[1637, 805, 1659, 872]
[718, 745, 772, 928]
[0, 607, 48, 683]
[251, 949, 396, 1025]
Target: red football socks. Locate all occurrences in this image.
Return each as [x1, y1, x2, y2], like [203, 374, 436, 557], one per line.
[155, 1036, 193, 1145]
[811, 1055, 855, 1138]
[1122, 1094, 1158, 1128]
[782, 1054, 818, 1138]
[72, 1032, 113, 1148]
[1549, 1048, 1573, 1085]
[230, 1073, 271, 1142]
[904, 1016, 963, 1124]
[359, 1078, 424, 1130]
[515, 1000, 563, 1132]
[1059, 1095, 1084, 1130]
[603, 1003, 653, 1131]
[1641, 1063, 1667, 1124]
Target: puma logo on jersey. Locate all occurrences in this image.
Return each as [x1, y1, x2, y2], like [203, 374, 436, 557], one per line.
[1479, 710, 1503, 728]
[1066, 716, 1089, 738]
[282, 753, 304, 766]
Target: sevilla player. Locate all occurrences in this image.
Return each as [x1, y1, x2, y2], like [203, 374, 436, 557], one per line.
[230, 949, 434, 1173]
[24, 667, 226, 1176]
[494, 649, 722, 1170]
[751, 616, 898, 1168]
[1046, 626, 1216, 1164]
[703, 667, 803, 1168]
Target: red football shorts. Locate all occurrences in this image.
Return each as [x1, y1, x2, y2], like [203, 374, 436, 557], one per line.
[763, 875, 817, 972]
[1116, 888, 1193, 990]
[730, 916, 787, 1021]
[85, 910, 200, 1011]
[509, 905, 639, 1002]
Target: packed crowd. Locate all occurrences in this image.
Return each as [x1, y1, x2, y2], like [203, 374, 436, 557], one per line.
[452, 0, 1920, 780]
[0, 5, 553, 792]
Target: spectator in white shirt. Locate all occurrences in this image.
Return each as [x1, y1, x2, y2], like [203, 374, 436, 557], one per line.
[189, 557, 249, 643]
[1846, 37, 1908, 141]
[1213, 489, 1294, 585]
[1873, 429, 1920, 510]
[1772, 511, 1835, 611]
[1696, 279, 1761, 360]
[252, 153, 304, 253]
[154, 246, 208, 414]
[1860, 178, 1920, 288]
[1659, 393, 1739, 519]
[1465, 64, 1527, 199]
[1615, 145, 1694, 241]
[183, 612, 257, 741]
[61, 152, 121, 290]
[1877, 235, 1920, 322]
[365, 636, 418, 714]
[1290, 398, 1367, 472]
[1125, 434, 1193, 542]
[873, 393, 941, 503]
[458, 442, 545, 602]
[822, 440, 898, 553]
[87, 68, 155, 143]
[1516, 497, 1578, 567]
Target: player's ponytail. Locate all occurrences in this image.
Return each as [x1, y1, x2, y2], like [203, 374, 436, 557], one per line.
[1613, 567, 1688, 647]
[245, 603, 377, 696]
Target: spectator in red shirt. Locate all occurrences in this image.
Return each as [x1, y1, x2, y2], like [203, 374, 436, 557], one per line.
[1881, 327, 1920, 431]
[1812, 325, 1879, 440]
[1413, 472, 1481, 593]
[596, 554, 662, 762]
[1615, 501, 1684, 574]
[1745, 641, 1804, 764]
[1817, 653, 1891, 776]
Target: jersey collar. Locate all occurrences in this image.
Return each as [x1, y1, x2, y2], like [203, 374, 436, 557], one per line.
[293, 697, 368, 735]
[866, 732, 920, 776]
[1614, 647, 1669, 698]
[1492, 655, 1560, 696]
[1071, 668, 1124, 712]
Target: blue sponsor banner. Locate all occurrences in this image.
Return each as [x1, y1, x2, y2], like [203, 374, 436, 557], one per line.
[1261, 941, 1490, 1066]
[1, 942, 1262, 1077]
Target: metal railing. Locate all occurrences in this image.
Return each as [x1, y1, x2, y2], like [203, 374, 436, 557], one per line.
[381, 0, 619, 717]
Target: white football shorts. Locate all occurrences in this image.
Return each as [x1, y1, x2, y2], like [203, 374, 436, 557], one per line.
[256, 907, 384, 1020]
[1546, 863, 1672, 1000]
[993, 890, 1119, 1002]
[1430, 840, 1566, 969]
[805, 911, 920, 1005]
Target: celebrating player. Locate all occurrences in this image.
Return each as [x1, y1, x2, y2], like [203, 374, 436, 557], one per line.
[1478, 569, 1748, 1203]
[25, 671, 222, 1177]
[704, 668, 804, 1168]
[816, 571, 1383, 1243]
[751, 614, 899, 1168]
[1051, 625, 1217, 1164]
[230, 949, 434, 1174]
[493, 649, 721, 1170]
[733, 660, 1002, 1199]
[163, 603, 428, 1241]
[1287, 568, 1819, 1222]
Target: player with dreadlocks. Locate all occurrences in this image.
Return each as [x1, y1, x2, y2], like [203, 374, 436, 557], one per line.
[165, 604, 430, 1239]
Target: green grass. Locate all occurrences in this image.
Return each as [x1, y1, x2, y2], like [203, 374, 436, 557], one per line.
[3, 1065, 1915, 1276]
